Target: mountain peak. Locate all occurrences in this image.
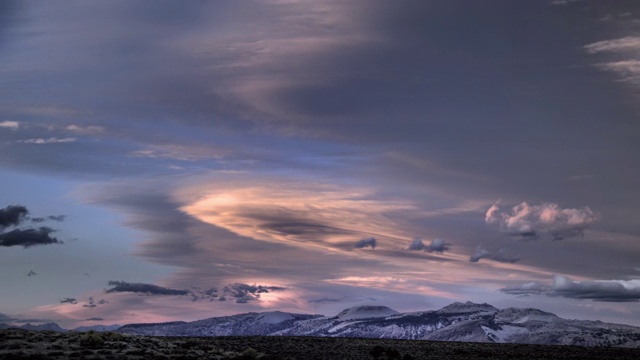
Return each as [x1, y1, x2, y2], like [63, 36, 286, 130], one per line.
[437, 301, 498, 314]
[334, 305, 399, 320]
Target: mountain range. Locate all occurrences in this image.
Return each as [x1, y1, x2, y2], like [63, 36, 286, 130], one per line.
[117, 302, 640, 347]
[4, 302, 640, 347]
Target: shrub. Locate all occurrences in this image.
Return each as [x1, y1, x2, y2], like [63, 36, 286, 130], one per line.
[228, 347, 263, 360]
[79, 331, 104, 348]
[370, 345, 385, 358]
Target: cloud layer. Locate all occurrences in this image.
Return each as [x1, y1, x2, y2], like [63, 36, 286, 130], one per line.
[501, 275, 640, 302]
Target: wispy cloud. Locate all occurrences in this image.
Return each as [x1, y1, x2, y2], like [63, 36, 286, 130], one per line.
[550, 0, 583, 5]
[179, 179, 415, 252]
[19, 137, 77, 145]
[597, 60, 640, 80]
[129, 144, 226, 162]
[0, 121, 19, 129]
[585, 37, 640, 53]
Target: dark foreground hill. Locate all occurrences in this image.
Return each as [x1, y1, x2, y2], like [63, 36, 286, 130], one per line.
[2, 328, 640, 360]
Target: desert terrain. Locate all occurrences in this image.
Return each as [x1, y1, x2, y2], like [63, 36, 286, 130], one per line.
[3, 328, 640, 360]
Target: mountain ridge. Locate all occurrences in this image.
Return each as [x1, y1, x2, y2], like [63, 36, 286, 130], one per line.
[115, 301, 640, 347]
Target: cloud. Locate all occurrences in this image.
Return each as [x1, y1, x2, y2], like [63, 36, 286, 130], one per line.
[19, 137, 77, 145]
[179, 180, 415, 253]
[47, 215, 66, 222]
[354, 237, 376, 249]
[0, 205, 29, 229]
[60, 298, 78, 305]
[30, 215, 65, 223]
[85, 317, 104, 321]
[308, 297, 341, 303]
[485, 201, 598, 240]
[550, 0, 583, 5]
[0, 313, 51, 324]
[501, 275, 640, 302]
[0, 120, 19, 129]
[82, 297, 107, 309]
[105, 280, 284, 304]
[425, 238, 450, 253]
[596, 60, 640, 80]
[469, 245, 519, 263]
[0, 227, 61, 248]
[584, 37, 640, 53]
[66, 124, 104, 135]
[407, 238, 450, 253]
[222, 283, 286, 304]
[105, 281, 191, 296]
[407, 238, 425, 251]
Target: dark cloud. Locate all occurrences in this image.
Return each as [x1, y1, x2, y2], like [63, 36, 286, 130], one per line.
[0, 227, 61, 248]
[30, 215, 65, 223]
[222, 283, 286, 304]
[469, 246, 519, 264]
[501, 275, 640, 302]
[48, 215, 66, 222]
[85, 317, 104, 321]
[0, 205, 28, 228]
[105, 281, 190, 296]
[407, 238, 450, 253]
[60, 298, 78, 305]
[189, 287, 218, 302]
[81, 297, 108, 309]
[485, 202, 598, 241]
[425, 238, 450, 253]
[354, 237, 376, 249]
[407, 238, 425, 251]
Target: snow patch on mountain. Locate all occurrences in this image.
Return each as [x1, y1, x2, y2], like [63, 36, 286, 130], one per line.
[495, 307, 559, 324]
[254, 311, 295, 324]
[481, 325, 530, 343]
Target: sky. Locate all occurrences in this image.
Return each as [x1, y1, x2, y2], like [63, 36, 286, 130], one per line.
[1, 0, 640, 329]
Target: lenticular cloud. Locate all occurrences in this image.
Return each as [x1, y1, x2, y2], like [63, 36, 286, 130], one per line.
[485, 201, 598, 240]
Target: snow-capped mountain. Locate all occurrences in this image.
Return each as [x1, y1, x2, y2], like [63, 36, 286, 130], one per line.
[116, 302, 640, 347]
[118, 311, 321, 336]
